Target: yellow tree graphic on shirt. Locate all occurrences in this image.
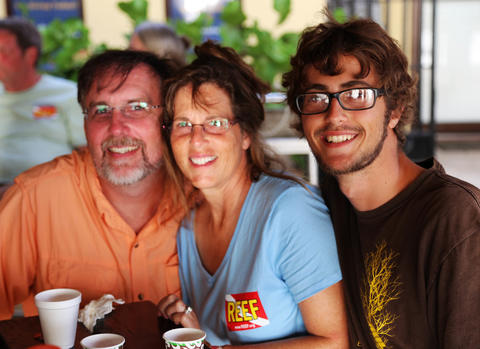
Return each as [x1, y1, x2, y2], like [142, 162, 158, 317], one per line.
[362, 240, 402, 349]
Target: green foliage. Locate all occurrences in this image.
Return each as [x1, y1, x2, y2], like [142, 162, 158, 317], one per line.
[219, 0, 298, 89]
[38, 18, 105, 81]
[15, 3, 108, 81]
[274, 0, 291, 24]
[332, 7, 348, 23]
[117, 0, 148, 28]
[117, 0, 297, 89]
[17, 2, 29, 17]
[169, 13, 214, 47]
[221, 0, 245, 26]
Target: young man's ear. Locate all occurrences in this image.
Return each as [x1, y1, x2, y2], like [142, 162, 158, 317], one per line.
[388, 107, 403, 129]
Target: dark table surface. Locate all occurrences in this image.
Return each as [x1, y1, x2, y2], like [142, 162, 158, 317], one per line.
[0, 301, 178, 349]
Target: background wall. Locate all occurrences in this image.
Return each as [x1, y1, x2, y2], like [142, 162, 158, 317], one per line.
[82, 0, 165, 48]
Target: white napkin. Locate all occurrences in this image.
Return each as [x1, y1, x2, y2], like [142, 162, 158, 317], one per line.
[78, 294, 125, 332]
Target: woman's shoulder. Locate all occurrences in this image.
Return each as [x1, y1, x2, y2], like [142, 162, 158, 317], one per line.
[252, 174, 325, 213]
[250, 176, 334, 244]
[256, 174, 319, 195]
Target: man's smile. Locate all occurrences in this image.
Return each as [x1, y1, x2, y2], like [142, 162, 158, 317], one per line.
[324, 134, 357, 144]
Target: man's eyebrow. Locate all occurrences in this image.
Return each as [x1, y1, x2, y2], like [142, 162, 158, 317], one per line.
[304, 83, 328, 92]
[340, 80, 373, 89]
[127, 96, 153, 103]
[304, 80, 374, 92]
[86, 97, 154, 108]
[87, 101, 108, 108]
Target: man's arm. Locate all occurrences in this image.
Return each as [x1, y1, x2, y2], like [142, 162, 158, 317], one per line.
[432, 229, 480, 347]
[0, 183, 37, 320]
[0, 183, 11, 201]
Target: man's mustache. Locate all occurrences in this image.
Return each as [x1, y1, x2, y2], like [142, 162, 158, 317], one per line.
[101, 136, 145, 152]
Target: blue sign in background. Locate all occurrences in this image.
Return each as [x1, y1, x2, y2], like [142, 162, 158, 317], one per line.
[9, 0, 82, 25]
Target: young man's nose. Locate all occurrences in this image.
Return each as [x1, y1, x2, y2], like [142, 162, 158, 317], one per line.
[325, 98, 348, 124]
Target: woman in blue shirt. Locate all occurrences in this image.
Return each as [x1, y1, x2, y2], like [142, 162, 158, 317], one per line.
[158, 41, 348, 349]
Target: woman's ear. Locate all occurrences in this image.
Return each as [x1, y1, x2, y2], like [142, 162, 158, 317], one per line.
[242, 132, 251, 151]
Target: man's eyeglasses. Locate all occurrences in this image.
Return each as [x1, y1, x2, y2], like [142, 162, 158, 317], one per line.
[169, 118, 238, 137]
[83, 101, 161, 122]
[295, 87, 386, 115]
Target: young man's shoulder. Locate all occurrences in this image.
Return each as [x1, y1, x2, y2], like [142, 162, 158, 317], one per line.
[408, 163, 480, 251]
[420, 162, 480, 208]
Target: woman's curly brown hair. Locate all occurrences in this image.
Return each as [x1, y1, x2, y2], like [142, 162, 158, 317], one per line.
[161, 41, 307, 210]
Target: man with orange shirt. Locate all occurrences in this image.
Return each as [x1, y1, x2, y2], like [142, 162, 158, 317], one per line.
[0, 49, 182, 319]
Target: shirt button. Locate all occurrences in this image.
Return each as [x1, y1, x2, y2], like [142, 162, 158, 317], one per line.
[138, 293, 144, 300]
[134, 243, 139, 248]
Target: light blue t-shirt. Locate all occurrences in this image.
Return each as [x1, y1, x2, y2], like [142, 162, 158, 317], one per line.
[0, 74, 86, 182]
[177, 175, 342, 346]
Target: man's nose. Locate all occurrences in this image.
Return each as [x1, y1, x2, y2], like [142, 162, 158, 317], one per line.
[325, 98, 348, 124]
[108, 109, 129, 134]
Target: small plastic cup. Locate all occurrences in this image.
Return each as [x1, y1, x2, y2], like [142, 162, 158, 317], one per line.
[80, 333, 125, 349]
[163, 328, 206, 349]
[34, 288, 82, 349]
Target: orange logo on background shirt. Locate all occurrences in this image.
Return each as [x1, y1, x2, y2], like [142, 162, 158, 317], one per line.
[33, 105, 58, 119]
[225, 291, 269, 331]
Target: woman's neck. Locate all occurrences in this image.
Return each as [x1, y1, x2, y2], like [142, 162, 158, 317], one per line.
[194, 172, 252, 274]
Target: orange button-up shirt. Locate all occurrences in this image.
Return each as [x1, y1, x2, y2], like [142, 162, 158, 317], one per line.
[0, 149, 181, 320]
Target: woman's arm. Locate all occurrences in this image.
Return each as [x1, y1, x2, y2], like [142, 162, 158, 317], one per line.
[158, 294, 201, 328]
[224, 281, 348, 349]
[158, 281, 348, 349]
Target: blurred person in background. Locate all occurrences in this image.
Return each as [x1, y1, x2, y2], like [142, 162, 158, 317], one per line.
[283, 13, 480, 348]
[0, 49, 182, 320]
[129, 21, 190, 69]
[157, 41, 348, 349]
[0, 17, 85, 199]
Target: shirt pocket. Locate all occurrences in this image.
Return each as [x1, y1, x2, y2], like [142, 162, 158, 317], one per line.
[46, 258, 126, 305]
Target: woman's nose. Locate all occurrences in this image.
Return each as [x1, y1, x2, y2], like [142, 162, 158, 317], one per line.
[190, 124, 207, 144]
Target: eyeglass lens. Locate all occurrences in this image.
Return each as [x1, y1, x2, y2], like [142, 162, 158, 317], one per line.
[297, 88, 382, 115]
[171, 118, 235, 136]
[85, 102, 160, 121]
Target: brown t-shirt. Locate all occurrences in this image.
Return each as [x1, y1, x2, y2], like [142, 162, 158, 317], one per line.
[322, 160, 480, 348]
